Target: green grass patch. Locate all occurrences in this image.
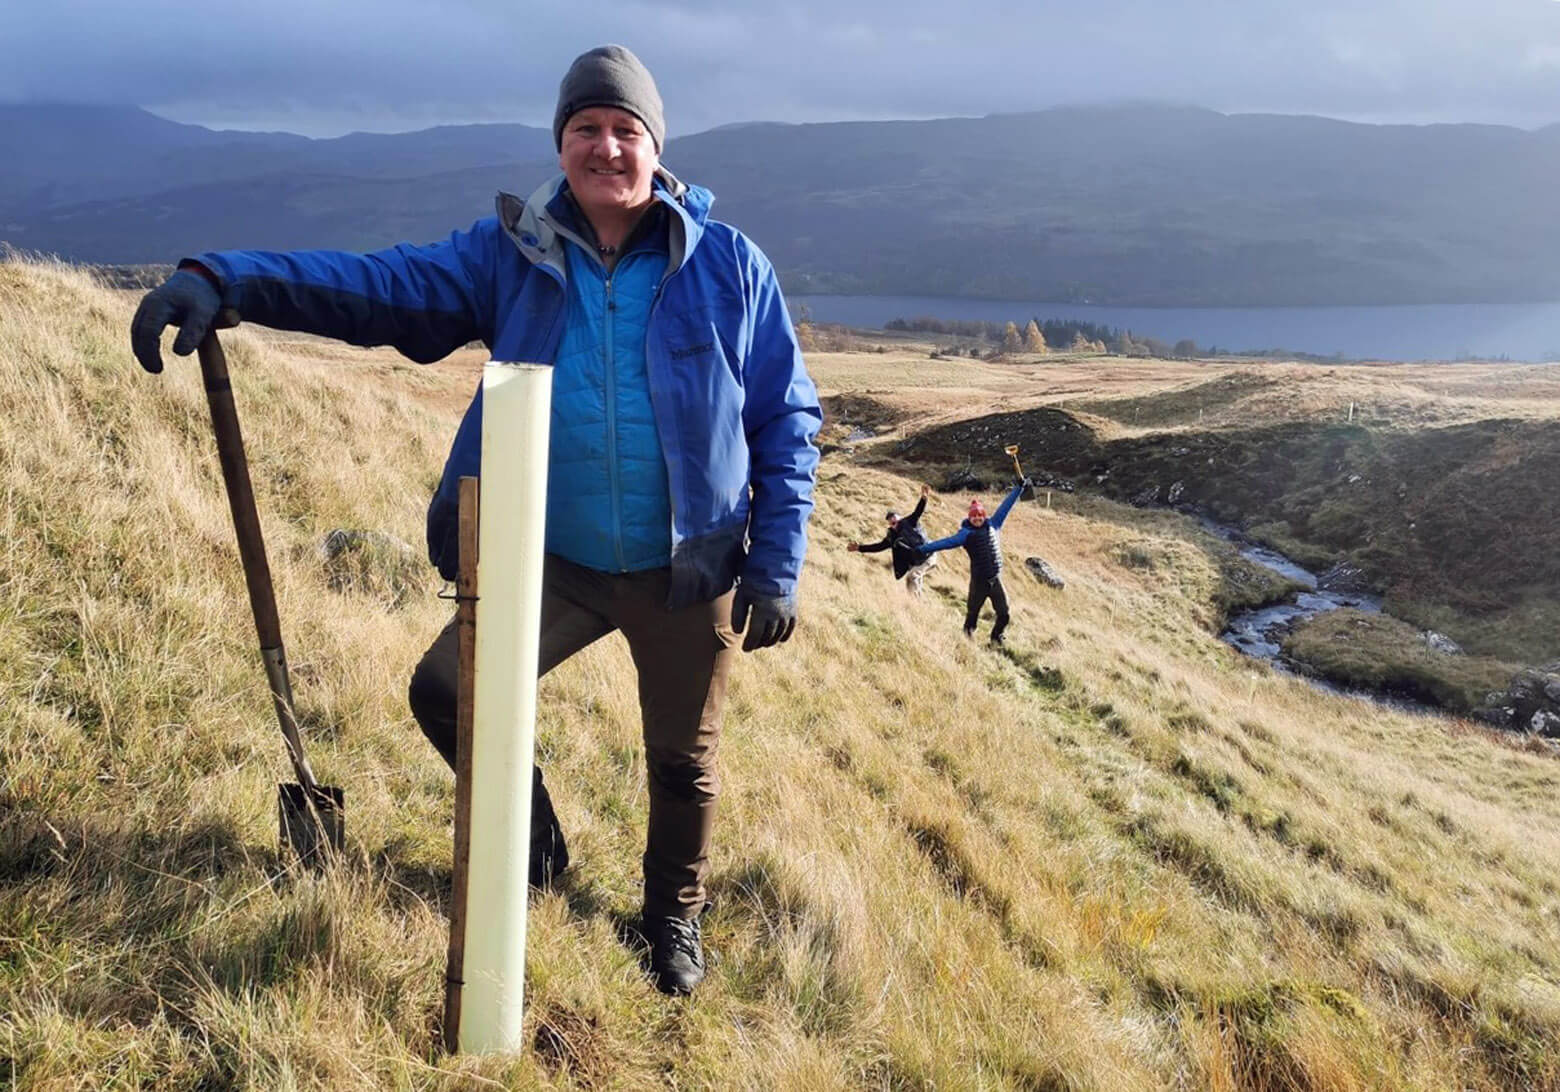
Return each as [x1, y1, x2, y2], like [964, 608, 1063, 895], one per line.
[1282, 609, 1520, 713]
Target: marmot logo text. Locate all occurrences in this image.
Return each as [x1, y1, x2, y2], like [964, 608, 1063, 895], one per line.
[670, 341, 715, 360]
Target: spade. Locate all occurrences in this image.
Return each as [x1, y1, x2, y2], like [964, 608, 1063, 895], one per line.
[197, 322, 343, 866]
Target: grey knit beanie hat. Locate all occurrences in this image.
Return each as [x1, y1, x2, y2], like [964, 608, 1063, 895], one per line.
[553, 45, 665, 152]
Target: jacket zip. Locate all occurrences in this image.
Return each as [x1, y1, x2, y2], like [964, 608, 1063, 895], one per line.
[646, 280, 676, 558]
[646, 222, 690, 566]
[544, 217, 631, 571]
[604, 274, 627, 571]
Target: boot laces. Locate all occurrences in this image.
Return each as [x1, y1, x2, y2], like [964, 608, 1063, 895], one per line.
[657, 916, 702, 961]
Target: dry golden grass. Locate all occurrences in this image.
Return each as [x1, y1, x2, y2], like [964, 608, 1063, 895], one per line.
[5, 257, 1560, 1090]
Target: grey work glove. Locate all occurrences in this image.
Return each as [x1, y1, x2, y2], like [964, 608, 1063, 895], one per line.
[731, 587, 797, 652]
[130, 269, 223, 374]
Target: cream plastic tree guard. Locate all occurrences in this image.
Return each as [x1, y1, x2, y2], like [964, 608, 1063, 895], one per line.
[458, 361, 553, 1053]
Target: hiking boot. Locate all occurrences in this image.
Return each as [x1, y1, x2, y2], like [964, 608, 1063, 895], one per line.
[528, 768, 569, 889]
[989, 634, 1004, 647]
[642, 912, 706, 995]
[962, 628, 976, 641]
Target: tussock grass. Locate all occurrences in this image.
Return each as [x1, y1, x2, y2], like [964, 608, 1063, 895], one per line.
[1282, 610, 1520, 713]
[5, 257, 1560, 1089]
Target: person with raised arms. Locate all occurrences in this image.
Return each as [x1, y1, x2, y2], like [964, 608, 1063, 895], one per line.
[847, 483, 939, 595]
[920, 478, 1027, 645]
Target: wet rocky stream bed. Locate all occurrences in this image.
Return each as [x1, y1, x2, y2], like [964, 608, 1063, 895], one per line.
[1208, 521, 1383, 661]
[1202, 523, 1557, 741]
[1200, 520, 1442, 713]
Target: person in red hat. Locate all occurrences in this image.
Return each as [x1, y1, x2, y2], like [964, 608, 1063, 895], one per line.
[921, 478, 1027, 644]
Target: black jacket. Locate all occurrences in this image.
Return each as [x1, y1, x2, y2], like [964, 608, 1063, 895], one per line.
[859, 496, 931, 578]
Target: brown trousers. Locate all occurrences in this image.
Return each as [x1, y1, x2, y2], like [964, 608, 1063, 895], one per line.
[408, 555, 737, 919]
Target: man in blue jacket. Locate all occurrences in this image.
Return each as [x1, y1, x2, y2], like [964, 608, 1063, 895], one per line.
[130, 44, 822, 996]
[921, 479, 1027, 645]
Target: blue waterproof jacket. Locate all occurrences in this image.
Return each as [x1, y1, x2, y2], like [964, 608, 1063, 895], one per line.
[193, 170, 822, 608]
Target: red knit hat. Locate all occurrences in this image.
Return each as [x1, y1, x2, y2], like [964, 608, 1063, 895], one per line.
[968, 499, 987, 519]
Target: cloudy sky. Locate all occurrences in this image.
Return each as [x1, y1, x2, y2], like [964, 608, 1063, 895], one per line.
[9, 0, 1560, 136]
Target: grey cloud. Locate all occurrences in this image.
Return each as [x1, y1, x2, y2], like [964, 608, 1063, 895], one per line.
[6, 0, 1560, 135]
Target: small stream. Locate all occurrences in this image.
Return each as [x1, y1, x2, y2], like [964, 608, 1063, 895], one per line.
[1203, 522, 1456, 717]
[1202, 520, 1383, 661]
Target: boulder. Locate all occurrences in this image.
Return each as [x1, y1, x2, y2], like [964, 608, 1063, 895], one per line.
[1024, 556, 1066, 589]
[1030, 473, 1075, 493]
[319, 529, 422, 607]
[1419, 630, 1463, 656]
[1531, 710, 1560, 738]
[1474, 661, 1560, 733]
[320, 528, 414, 563]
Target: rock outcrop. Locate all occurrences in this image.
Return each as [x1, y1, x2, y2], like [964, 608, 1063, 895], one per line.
[1317, 562, 1374, 595]
[1474, 662, 1560, 735]
[942, 467, 986, 492]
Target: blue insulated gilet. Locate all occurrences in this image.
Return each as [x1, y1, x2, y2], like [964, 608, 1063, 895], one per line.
[549, 237, 671, 572]
[959, 522, 1003, 580]
[921, 481, 1027, 580]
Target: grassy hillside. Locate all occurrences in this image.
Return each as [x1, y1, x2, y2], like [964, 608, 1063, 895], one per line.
[892, 361, 1560, 668]
[5, 259, 1560, 1090]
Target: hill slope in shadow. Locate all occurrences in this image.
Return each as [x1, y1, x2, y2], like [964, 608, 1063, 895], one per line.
[5, 103, 1560, 306]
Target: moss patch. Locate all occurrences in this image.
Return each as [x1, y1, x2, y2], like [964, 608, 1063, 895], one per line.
[1281, 609, 1520, 712]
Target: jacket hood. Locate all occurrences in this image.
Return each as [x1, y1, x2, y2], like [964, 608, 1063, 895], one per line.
[495, 166, 712, 278]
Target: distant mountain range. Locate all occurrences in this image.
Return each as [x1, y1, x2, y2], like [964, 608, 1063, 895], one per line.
[4, 103, 1559, 306]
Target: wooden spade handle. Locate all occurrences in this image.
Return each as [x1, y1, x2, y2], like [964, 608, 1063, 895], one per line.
[196, 327, 320, 794]
[443, 475, 479, 1053]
